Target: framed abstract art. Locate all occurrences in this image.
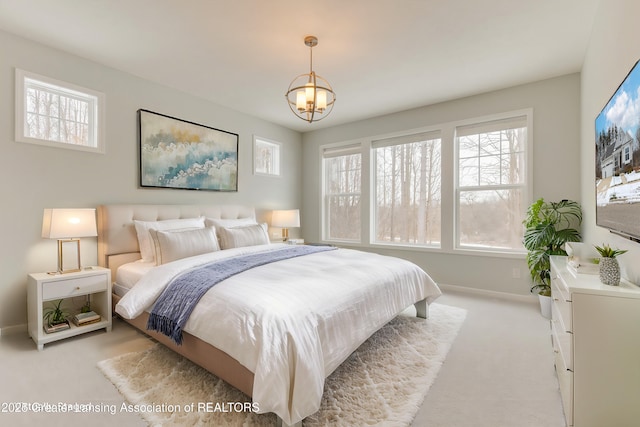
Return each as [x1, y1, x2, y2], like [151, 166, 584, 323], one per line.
[138, 109, 238, 191]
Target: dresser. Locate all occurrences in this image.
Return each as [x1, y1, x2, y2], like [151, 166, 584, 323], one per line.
[550, 255, 640, 427]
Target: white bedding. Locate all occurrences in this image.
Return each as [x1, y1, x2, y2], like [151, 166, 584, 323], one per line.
[113, 260, 155, 296]
[115, 243, 441, 425]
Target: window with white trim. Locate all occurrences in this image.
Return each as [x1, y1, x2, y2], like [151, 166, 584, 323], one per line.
[15, 69, 105, 153]
[322, 144, 362, 241]
[455, 115, 528, 251]
[373, 131, 441, 246]
[319, 109, 531, 256]
[253, 136, 281, 176]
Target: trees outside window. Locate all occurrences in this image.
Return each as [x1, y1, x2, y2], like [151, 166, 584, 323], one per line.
[16, 69, 104, 153]
[456, 116, 528, 251]
[321, 110, 531, 255]
[323, 146, 361, 241]
[373, 133, 441, 246]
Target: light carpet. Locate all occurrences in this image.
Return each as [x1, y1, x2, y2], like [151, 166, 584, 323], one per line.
[98, 303, 466, 426]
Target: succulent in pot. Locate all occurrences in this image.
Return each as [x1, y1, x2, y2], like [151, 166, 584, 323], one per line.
[594, 244, 628, 286]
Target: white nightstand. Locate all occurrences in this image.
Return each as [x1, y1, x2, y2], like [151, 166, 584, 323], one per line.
[27, 267, 112, 350]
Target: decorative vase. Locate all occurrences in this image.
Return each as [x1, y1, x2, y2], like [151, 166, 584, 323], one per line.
[599, 257, 621, 286]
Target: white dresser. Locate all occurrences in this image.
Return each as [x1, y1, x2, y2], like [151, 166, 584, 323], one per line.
[550, 255, 640, 427]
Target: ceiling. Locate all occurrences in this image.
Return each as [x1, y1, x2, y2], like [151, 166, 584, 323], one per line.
[0, 0, 600, 132]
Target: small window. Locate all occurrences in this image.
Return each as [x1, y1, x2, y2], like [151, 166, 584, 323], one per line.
[15, 69, 105, 153]
[253, 136, 281, 176]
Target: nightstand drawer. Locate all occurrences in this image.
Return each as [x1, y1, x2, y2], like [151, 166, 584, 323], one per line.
[42, 274, 107, 300]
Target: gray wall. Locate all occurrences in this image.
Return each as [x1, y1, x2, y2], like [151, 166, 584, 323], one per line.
[302, 74, 582, 295]
[0, 30, 302, 330]
[580, 0, 640, 284]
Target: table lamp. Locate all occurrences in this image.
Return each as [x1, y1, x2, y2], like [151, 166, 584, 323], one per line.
[42, 208, 97, 274]
[271, 209, 300, 242]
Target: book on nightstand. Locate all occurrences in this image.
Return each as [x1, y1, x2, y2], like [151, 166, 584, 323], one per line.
[72, 311, 101, 327]
[44, 321, 70, 334]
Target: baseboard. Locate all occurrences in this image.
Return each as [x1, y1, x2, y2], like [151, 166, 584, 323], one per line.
[438, 283, 537, 304]
[0, 323, 27, 336]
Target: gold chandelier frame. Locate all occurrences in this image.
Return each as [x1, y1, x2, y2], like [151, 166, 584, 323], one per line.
[285, 36, 336, 123]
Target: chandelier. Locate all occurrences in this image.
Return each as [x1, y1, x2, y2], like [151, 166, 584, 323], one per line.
[285, 35, 336, 123]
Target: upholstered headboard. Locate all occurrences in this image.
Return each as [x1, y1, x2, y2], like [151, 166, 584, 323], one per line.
[97, 204, 256, 279]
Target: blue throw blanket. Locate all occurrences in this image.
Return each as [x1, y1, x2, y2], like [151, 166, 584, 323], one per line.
[147, 245, 336, 344]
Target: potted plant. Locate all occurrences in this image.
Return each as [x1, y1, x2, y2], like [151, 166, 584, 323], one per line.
[43, 299, 70, 333]
[594, 244, 627, 286]
[523, 198, 582, 318]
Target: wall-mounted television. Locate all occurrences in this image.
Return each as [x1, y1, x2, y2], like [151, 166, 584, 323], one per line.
[595, 59, 640, 242]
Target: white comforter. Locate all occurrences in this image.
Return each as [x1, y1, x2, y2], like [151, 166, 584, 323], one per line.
[116, 244, 441, 424]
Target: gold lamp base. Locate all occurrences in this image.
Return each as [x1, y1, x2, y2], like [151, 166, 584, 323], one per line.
[48, 238, 82, 275]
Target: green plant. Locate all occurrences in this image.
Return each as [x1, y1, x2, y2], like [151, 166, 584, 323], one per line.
[43, 299, 69, 326]
[523, 198, 582, 296]
[594, 244, 628, 258]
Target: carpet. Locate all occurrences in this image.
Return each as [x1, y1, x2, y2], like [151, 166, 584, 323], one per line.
[98, 303, 466, 426]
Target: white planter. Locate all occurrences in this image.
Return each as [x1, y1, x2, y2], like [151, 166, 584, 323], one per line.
[538, 294, 552, 319]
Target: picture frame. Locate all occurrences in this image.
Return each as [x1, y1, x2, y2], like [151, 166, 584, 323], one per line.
[138, 109, 238, 192]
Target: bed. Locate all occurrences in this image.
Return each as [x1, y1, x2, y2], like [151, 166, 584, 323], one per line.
[97, 204, 441, 426]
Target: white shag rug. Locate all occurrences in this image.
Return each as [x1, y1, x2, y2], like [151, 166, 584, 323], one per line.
[98, 303, 466, 426]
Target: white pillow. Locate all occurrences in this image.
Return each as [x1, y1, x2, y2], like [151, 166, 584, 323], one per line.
[205, 217, 257, 229]
[218, 223, 270, 249]
[149, 227, 220, 265]
[134, 217, 205, 262]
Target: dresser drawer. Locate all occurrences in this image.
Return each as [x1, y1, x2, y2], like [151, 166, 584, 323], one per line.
[552, 279, 572, 333]
[554, 342, 574, 426]
[551, 315, 573, 371]
[42, 274, 108, 301]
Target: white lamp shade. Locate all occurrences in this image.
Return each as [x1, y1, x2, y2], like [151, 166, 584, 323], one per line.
[271, 209, 300, 228]
[42, 208, 97, 239]
[316, 90, 327, 110]
[296, 90, 306, 111]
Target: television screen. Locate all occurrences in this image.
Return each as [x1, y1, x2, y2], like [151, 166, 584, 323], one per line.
[595, 59, 640, 241]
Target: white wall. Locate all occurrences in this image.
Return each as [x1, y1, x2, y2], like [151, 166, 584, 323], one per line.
[302, 74, 582, 295]
[0, 30, 302, 330]
[581, 0, 640, 284]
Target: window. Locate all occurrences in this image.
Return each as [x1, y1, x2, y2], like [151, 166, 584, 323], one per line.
[322, 144, 362, 241]
[319, 109, 532, 256]
[254, 136, 281, 176]
[15, 69, 105, 153]
[624, 146, 631, 163]
[373, 132, 441, 246]
[455, 114, 529, 251]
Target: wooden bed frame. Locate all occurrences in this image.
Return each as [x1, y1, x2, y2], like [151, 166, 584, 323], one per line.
[97, 203, 428, 426]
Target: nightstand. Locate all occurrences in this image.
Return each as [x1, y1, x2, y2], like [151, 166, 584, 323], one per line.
[27, 267, 112, 350]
